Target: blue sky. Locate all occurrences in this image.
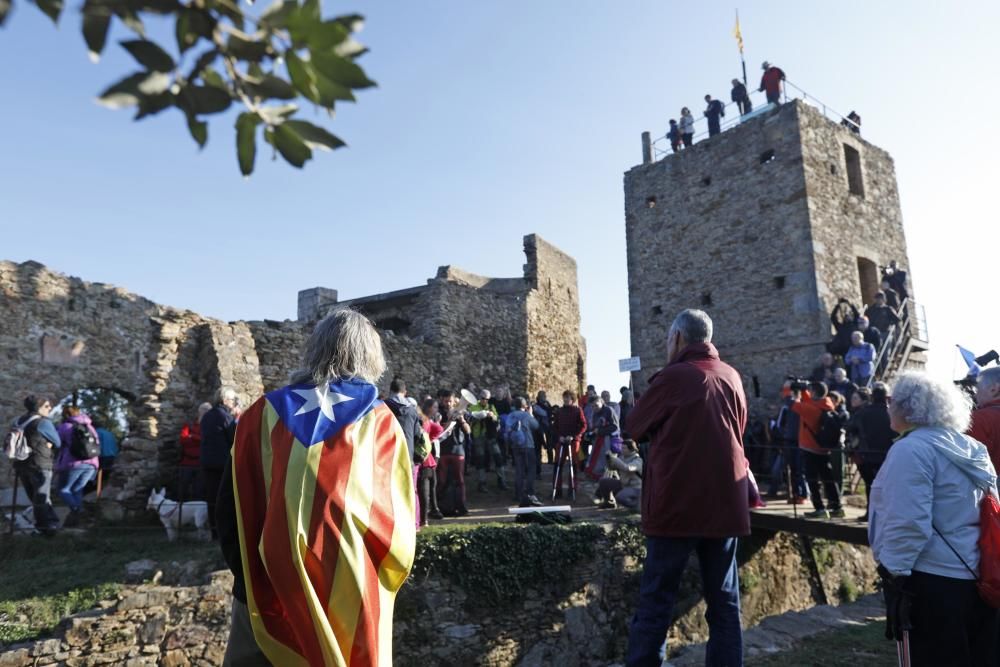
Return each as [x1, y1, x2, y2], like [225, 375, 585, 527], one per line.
[2, 1, 997, 393]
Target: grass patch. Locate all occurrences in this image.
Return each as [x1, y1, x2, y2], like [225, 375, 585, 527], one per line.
[749, 620, 896, 666]
[0, 527, 222, 648]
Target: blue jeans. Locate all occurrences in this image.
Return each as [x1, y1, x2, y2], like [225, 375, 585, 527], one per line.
[626, 536, 743, 667]
[512, 447, 535, 503]
[59, 464, 97, 511]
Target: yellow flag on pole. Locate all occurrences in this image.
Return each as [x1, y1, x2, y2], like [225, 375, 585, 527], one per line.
[733, 11, 744, 54]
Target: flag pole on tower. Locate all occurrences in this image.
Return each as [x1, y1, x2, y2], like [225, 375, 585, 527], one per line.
[734, 9, 747, 87]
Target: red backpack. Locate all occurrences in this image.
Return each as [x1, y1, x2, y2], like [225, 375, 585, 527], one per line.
[935, 488, 1000, 608]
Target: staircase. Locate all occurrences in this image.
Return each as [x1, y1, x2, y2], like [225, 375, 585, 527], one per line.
[870, 298, 929, 386]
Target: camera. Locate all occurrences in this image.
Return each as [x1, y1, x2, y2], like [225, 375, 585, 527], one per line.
[786, 376, 809, 391]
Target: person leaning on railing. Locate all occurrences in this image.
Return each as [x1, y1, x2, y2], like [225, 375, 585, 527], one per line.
[870, 372, 998, 666]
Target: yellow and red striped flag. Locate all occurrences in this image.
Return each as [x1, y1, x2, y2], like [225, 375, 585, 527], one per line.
[232, 379, 416, 666]
[734, 11, 744, 54]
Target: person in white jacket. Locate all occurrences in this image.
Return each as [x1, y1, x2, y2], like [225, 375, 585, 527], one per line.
[679, 108, 695, 148]
[869, 371, 998, 666]
[595, 440, 643, 509]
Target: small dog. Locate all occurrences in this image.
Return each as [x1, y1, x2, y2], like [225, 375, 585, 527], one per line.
[146, 487, 210, 541]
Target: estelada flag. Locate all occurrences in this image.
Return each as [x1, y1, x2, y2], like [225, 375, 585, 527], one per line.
[232, 378, 416, 666]
[733, 11, 744, 54]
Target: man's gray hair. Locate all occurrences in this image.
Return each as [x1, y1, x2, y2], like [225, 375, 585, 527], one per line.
[216, 386, 238, 405]
[891, 371, 972, 432]
[291, 308, 386, 385]
[669, 309, 713, 344]
[978, 367, 1000, 395]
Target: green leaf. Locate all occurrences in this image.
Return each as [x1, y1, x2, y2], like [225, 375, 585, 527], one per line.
[182, 84, 232, 114]
[273, 122, 311, 167]
[134, 91, 173, 119]
[175, 8, 213, 53]
[285, 52, 353, 107]
[235, 112, 260, 175]
[201, 67, 226, 89]
[226, 31, 269, 61]
[304, 20, 349, 50]
[34, 0, 62, 23]
[120, 39, 176, 72]
[97, 71, 171, 109]
[310, 52, 375, 89]
[186, 115, 207, 148]
[282, 120, 344, 151]
[188, 48, 219, 81]
[243, 74, 296, 100]
[82, 12, 111, 60]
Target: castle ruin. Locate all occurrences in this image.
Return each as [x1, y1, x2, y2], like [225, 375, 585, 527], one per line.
[624, 100, 927, 408]
[0, 234, 584, 515]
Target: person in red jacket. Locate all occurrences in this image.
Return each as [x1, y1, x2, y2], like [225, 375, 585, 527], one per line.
[791, 382, 843, 518]
[625, 309, 748, 667]
[178, 402, 211, 503]
[759, 61, 786, 105]
[969, 367, 1000, 470]
[551, 390, 587, 498]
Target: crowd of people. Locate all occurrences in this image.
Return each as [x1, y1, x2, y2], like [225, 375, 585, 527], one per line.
[666, 61, 786, 152]
[383, 380, 643, 527]
[7, 399, 119, 535]
[9, 296, 1000, 665]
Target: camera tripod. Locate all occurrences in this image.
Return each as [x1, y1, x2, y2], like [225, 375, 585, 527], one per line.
[551, 436, 577, 501]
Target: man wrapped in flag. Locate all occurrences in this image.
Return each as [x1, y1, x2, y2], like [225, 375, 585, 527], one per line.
[217, 309, 416, 666]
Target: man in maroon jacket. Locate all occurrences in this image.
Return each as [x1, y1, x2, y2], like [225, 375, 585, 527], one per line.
[551, 390, 587, 498]
[758, 61, 786, 105]
[625, 309, 748, 667]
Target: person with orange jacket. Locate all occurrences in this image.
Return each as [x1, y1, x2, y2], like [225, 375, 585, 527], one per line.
[791, 382, 844, 519]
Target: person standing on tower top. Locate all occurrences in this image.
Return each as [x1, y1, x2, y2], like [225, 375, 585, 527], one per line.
[704, 94, 726, 137]
[731, 79, 752, 115]
[759, 61, 785, 105]
[667, 119, 682, 153]
[679, 108, 695, 147]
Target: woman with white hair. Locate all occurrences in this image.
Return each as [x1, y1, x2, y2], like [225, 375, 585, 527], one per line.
[870, 372, 998, 665]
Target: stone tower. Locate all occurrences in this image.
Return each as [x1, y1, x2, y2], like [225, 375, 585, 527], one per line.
[624, 100, 925, 408]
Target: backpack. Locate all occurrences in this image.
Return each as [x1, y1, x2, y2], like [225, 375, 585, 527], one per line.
[506, 416, 531, 449]
[70, 423, 100, 459]
[935, 490, 1000, 609]
[4, 415, 39, 461]
[812, 409, 848, 449]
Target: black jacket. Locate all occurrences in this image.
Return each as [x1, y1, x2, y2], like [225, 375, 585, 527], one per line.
[200, 405, 235, 469]
[731, 83, 749, 103]
[847, 402, 896, 464]
[384, 395, 424, 464]
[13, 412, 59, 470]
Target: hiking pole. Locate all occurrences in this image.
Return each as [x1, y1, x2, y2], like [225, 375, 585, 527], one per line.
[787, 464, 797, 519]
[896, 630, 911, 667]
[568, 439, 576, 501]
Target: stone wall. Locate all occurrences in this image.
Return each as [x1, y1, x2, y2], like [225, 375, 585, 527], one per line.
[310, 233, 586, 399]
[0, 233, 584, 511]
[0, 527, 878, 667]
[624, 101, 918, 409]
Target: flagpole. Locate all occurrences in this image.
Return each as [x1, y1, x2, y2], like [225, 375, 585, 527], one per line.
[737, 9, 747, 87]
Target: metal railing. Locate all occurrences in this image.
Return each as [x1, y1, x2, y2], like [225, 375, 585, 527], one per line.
[650, 79, 861, 161]
[867, 298, 928, 388]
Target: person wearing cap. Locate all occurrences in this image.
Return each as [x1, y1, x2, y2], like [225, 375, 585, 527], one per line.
[758, 61, 786, 105]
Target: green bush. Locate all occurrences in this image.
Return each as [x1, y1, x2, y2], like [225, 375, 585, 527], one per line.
[410, 522, 605, 606]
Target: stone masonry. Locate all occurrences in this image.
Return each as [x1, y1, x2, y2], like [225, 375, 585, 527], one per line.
[0, 234, 584, 515]
[624, 100, 918, 408]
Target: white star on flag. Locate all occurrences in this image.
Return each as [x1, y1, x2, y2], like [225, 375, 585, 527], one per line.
[292, 385, 354, 423]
